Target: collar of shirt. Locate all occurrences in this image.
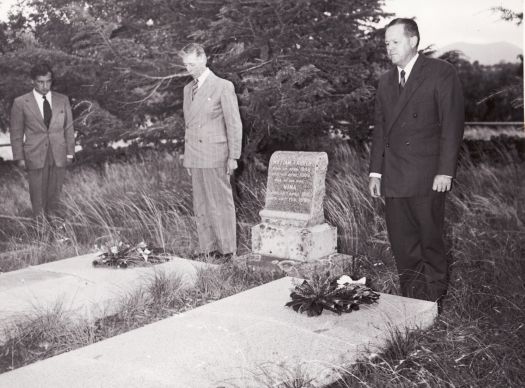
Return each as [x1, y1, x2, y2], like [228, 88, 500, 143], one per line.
[397, 53, 419, 83]
[196, 68, 211, 88]
[33, 89, 52, 117]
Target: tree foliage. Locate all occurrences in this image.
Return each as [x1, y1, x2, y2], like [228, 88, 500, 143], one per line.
[0, 0, 390, 162]
[0, 0, 522, 164]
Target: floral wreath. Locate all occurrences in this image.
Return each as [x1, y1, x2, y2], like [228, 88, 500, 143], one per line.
[285, 273, 380, 316]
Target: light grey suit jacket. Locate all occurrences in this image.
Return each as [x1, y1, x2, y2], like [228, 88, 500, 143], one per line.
[182, 71, 242, 168]
[10, 91, 75, 170]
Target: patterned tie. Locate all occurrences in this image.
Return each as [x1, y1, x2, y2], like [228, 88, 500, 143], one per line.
[399, 70, 406, 90]
[42, 94, 52, 128]
[191, 79, 199, 100]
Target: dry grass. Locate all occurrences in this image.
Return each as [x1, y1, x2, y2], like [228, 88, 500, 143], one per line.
[0, 142, 524, 386]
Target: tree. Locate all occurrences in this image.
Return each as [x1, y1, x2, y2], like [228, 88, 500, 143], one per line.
[0, 0, 390, 164]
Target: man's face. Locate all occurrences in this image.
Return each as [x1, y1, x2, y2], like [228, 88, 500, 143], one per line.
[385, 24, 417, 68]
[182, 53, 207, 79]
[32, 73, 53, 95]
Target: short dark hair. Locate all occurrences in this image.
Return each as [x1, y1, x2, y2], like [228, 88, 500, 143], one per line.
[179, 43, 207, 58]
[30, 63, 54, 80]
[386, 18, 420, 47]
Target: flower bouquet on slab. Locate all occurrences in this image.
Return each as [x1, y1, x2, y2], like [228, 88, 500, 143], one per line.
[285, 273, 380, 316]
[92, 239, 170, 269]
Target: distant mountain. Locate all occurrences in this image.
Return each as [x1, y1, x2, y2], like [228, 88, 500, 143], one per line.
[435, 41, 522, 65]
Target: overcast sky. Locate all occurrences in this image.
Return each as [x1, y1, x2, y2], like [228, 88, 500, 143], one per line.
[383, 0, 523, 49]
[0, 0, 523, 49]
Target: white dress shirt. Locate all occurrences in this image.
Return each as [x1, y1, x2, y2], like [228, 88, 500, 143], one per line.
[33, 89, 52, 118]
[196, 68, 211, 88]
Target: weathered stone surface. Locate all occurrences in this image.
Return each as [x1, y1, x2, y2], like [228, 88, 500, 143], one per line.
[0, 253, 211, 342]
[0, 277, 437, 388]
[253, 151, 337, 261]
[260, 151, 328, 227]
[251, 222, 337, 261]
[236, 252, 355, 279]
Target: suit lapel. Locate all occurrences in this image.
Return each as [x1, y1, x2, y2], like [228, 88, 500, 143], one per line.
[187, 71, 217, 122]
[386, 55, 427, 134]
[25, 92, 46, 128]
[49, 92, 61, 128]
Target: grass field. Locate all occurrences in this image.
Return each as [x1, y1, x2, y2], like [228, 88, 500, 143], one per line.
[0, 141, 524, 386]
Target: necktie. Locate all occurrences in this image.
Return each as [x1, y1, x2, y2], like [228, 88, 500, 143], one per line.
[399, 70, 406, 90]
[191, 79, 199, 100]
[42, 94, 52, 128]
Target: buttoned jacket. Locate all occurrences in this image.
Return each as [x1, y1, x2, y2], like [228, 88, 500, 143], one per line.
[10, 91, 75, 170]
[182, 71, 242, 168]
[369, 55, 465, 197]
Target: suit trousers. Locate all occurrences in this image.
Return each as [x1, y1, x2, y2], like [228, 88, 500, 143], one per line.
[191, 167, 237, 254]
[385, 192, 448, 301]
[27, 146, 65, 218]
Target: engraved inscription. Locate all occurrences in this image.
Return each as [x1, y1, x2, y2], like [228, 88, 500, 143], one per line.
[265, 158, 315, 213]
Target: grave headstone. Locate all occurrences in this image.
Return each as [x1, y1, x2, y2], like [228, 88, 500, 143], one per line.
[251, 151, 337, 261]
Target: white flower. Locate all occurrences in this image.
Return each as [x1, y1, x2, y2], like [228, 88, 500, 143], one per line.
[144, 249, 151, 255]
[337, 275, 366, 288]
[110, 246, 119, 254]
[138, 241, 147, 249]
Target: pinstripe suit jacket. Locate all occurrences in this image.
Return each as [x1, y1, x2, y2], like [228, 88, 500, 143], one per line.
[10, 91, 75, 170]
[182, 71, 242, 168]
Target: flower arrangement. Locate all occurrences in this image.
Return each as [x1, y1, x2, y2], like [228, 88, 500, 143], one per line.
[285, 273, 380, 316]
[92, 240, 170, 268]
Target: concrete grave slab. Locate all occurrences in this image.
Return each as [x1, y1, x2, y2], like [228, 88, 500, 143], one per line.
[0, 253, 211, 341]
[0, 276, 437, 387]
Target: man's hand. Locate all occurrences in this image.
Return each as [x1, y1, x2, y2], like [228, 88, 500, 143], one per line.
[16, 159, 26, 169]
[369, 177, 381, 198]
[186, 168, 192, 177]
[226, 158, 237, 175]
[432, 175, 452, 192]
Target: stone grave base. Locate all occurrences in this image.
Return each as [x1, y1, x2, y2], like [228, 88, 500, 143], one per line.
[0, 277, 437, 388]
[251, 222, 337, 261]
[0, 253, 212, 343]
[236, 252, 355, 279]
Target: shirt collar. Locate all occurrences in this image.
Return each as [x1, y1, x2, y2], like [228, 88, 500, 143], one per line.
[33, 89, 51, 101]
[397, 53, 419, 82]
[196, 68, 211, 87]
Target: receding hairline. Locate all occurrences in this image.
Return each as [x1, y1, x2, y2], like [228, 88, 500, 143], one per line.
[385, 18, 420, 46]
[179, 43, 207, 59]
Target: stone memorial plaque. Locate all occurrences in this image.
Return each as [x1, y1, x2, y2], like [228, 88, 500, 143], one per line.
[265, 157, 315, 214]
[260, 151, 328, 227]
[253, 151, 336, 261]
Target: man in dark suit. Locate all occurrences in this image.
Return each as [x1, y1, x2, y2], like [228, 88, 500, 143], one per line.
[369, 19, 464, 304]
[10, 63, 75, 219]
[179, 43, 242, 260]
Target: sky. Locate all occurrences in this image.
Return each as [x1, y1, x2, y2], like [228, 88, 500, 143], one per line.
[382, 0, 523, 49]
[0, 0, 522, 49]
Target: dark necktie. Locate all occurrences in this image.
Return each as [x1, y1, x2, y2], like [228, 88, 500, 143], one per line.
[399, 70, 406, 90]
[42, 94, 52, 128]
[191, 79, 199, 100]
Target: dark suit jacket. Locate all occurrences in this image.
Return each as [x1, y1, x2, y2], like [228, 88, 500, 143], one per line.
[10, 91, 75, 170]
[183, 71, 242, 168]
[369, 55, 464, 197]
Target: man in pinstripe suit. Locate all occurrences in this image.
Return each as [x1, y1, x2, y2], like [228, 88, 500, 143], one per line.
[179, 43, 242, 260]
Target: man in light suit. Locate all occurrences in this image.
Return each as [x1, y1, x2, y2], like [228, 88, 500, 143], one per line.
[369, 19, 464, 307]
[10, 63, 75, 219]
[179, 43, 242, 260]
